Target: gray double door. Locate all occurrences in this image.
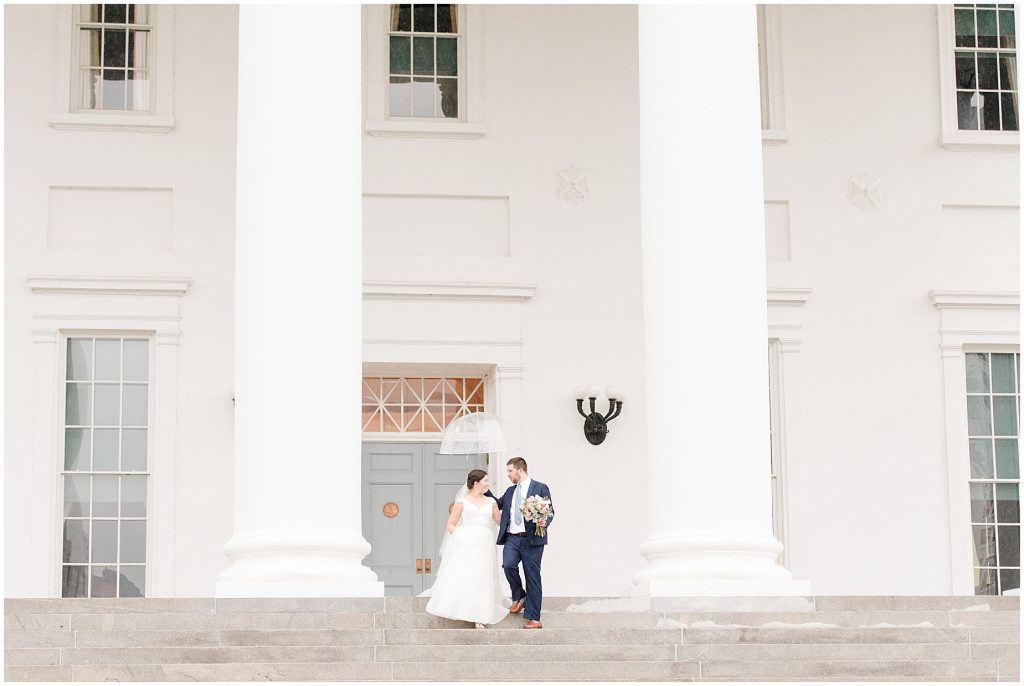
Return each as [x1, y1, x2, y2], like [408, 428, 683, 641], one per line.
[361, 442, 488, 596]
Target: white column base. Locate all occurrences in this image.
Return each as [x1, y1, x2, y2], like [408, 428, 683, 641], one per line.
[215, 531, 384, 598]
[635, 532, 812, 597]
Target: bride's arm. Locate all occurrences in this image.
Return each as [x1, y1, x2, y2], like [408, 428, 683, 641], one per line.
[446, 502, 464, 534]
[491, 500, 501, 525]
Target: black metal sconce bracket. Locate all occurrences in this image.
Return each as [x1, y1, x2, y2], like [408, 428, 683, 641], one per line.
[576, 396, 623, 445]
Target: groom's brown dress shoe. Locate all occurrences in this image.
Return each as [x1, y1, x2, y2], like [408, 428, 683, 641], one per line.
[523, 620, 543, 629]
[509, 600, 525, 614]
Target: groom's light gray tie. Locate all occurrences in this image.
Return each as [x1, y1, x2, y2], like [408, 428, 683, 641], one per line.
[514, 483, 523, 525]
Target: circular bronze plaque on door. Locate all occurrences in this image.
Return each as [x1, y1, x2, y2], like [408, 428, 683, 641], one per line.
[383, 502, 399, 518]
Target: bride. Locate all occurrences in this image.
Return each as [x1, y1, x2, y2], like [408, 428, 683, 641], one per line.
[424, 469, 510, 628]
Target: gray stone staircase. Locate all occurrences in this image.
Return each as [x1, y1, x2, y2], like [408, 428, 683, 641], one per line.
[5, 595, 1019, 681]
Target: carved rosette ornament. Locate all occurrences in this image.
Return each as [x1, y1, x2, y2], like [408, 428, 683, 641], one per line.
[556, 165, 590, 203]
[848, 173, 881, 211]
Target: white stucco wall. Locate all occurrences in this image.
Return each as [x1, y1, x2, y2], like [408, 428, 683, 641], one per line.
[4, 4, 1019, 598]
[4, 5, 240, 596]
[763, 4, 1019, 594]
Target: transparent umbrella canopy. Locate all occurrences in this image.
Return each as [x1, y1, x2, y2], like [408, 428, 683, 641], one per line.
[439, 412, 519, 455]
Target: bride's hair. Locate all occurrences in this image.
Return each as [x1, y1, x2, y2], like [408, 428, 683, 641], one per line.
[466, 469, 487, 489]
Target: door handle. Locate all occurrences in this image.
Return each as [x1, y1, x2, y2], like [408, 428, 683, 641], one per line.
[415, 558, 423, 574]
[425, 558, 431, 574]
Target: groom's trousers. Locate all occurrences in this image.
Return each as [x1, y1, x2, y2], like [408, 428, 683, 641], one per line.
[502, 534, 544, 621]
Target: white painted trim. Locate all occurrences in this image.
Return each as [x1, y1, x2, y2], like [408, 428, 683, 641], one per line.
[28, 276, 191, 296]
[363, 281, 536, 302]
[29, 293, 185, 597]
[364, 120, 486, 140]
[766, 287, 811, 574]
[932, 291, 1020, 310]
[48, 113, 176, 134]
[52, 4, 176, 131]
[363, 4, 485, 139]
[30, 330, 62, 597]
[758, 5, 787, 140]
[931, 290, 1020, 595]
[768, 287, 812, 308]
[762, 129, 790, 145]
[936, 5, 1020, 151]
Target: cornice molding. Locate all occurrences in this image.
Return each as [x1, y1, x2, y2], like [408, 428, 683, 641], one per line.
[930, 291, 1020, 310]
[767, 288, 812, 307]
[27, 276, 191, 296]
[363, 281, 536, 302]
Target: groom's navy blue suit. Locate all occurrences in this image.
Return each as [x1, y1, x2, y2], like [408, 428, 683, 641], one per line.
[485, 479, 553, 623]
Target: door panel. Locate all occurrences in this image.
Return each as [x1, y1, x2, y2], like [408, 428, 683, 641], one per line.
[362, 442, 487, 596]
[423, 447, 488, 584]
[362, 443, 422, 596]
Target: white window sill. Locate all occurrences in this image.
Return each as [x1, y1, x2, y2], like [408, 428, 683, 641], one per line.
[941, 129, 1019, 152]
[365, 119, 486, 140]
[762, 129, 789, 146]
[48, 113, 176, 134]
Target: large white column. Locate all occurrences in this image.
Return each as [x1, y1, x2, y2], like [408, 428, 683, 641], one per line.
[216, 5, 382, 597]
[635, 4, 809, 596]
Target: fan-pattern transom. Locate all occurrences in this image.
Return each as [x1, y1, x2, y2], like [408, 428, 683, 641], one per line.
[362, 376, 484, 433]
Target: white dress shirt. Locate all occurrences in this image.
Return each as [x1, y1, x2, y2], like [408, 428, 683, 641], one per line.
[507, 476, 532, 534]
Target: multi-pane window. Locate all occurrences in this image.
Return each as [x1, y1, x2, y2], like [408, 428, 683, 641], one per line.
[953, 4, 1017, 131]
[62, 337, 150, 598]
[75, 4, 151, 111]
[966, 352, 1020, 595]
[388, 4, 460, 119]
[363, 376, 484, 433]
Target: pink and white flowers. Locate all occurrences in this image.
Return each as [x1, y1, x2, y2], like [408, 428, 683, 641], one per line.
[520, 495, 552, 537]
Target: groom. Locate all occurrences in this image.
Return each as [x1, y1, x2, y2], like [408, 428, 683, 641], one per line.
[486, 457, 553, 629]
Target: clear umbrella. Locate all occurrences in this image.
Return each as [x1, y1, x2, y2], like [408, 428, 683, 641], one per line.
[439, 411, 518, 454]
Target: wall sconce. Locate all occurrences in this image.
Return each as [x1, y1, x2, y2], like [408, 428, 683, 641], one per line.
[573, 385, 623, 445]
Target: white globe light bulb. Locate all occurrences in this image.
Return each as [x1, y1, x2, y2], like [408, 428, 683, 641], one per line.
[585, 384, 602, 398]
[572, 385, 587, 400]
[606, 386, 623, 401]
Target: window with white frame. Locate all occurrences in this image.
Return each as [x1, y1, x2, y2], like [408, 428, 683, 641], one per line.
[363, 375, 484, 433]
[61, 336, 150, 598]
[387, 4, 460, 119]
[966, 351, 1020, 595]
[73, 4, 152, 112]
[951, 4, 1018, 132]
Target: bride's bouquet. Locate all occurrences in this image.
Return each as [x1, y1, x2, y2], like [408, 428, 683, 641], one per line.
[520, 495, 552, 537]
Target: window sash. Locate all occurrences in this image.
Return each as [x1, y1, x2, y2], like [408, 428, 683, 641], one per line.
[966, 351, 1021, 595]
[60, 335, 152, 598]
[72, 4, 153, 112]
[386, 4, 464, 120]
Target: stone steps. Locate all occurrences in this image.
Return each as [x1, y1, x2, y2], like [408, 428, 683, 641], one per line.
[1, 659, 1012, 682]
[5, 596, 1019, 681]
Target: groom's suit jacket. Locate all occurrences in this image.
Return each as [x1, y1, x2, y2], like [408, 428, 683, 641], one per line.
[486, 480, 554, 546]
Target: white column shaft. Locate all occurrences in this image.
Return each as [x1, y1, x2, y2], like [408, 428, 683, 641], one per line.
[217, 5, 382, 597]
[637, 4, 809, 595]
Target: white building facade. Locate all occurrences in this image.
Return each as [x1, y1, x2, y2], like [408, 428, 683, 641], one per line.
[4, 3, 1020, 600]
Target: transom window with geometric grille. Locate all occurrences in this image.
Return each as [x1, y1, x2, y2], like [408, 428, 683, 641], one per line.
[61, 336, 150, 598]
[953, 3, 1018, 131]
[388, 4, 460, 119]
[74, 4, 152, 111]
[363, 376, 484, 433]
[966, 351, 1020, 595]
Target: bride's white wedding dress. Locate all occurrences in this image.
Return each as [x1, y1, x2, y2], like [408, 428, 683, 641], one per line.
[424, 496, 510, 625]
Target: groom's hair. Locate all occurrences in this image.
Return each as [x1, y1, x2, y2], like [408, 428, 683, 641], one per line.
[466, 469, 488, 489]
[506, 457, 528, 473]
